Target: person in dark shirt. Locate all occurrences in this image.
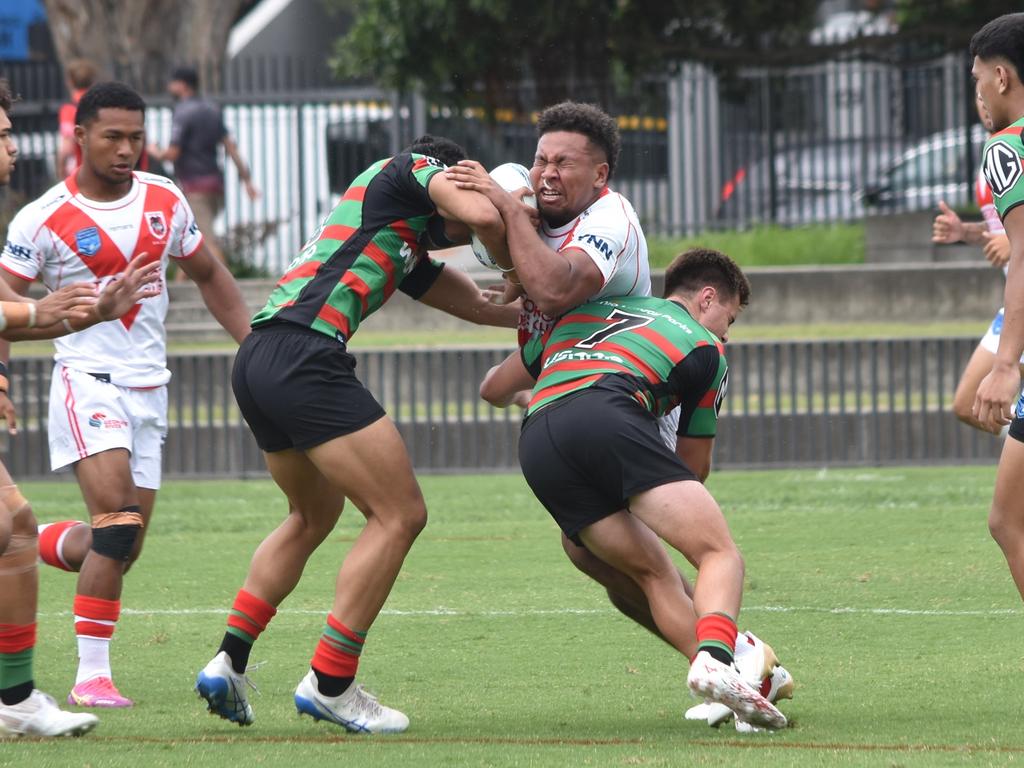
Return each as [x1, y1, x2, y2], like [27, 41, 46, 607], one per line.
[149, 67, 259, 275]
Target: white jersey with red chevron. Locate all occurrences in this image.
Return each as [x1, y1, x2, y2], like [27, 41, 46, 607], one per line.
[0, 172, 203, 387]
[518, 187, 651, 346]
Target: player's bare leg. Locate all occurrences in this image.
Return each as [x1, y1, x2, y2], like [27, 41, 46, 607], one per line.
[0, 463, 97, 737]
[66, 449, 140, 707]
[989, 437, 1024, 599]
[561, 528, 685, 639]
[242, 450, 346, 606]
[576, 512, 699, 657]
[631, 480, 785, 729]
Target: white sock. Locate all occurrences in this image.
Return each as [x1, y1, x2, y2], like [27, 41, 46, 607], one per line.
[75, 636, 112, 684]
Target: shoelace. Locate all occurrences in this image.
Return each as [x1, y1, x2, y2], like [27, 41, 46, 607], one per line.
[349, 686, 384, 717]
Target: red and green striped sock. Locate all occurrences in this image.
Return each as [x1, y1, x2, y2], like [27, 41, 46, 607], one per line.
[218, 589, 276, 674]
[310, 614, 366, 697]
[695, 612, 738, 666]
[0, 623, 35, 705]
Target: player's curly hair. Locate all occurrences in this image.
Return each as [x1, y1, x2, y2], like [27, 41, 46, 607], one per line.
[971, 14, 1024, 85]
[536, 101, 621, 180]
[663, 247, 751, 307]
[0, 79, 15, 114]
[75, 81, 146, 126]
[404, 134, 467, 168]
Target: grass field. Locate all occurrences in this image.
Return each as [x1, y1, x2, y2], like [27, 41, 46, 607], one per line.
[5, 466, 1023, 766]
[647, 224, 865, 268]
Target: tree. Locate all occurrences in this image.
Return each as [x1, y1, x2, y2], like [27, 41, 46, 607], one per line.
[42, 0, 250, 93]
[326, 0, 821, 111]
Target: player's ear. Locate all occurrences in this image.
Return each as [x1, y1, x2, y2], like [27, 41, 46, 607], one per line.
[74, 125, 86, 146]
[593, 161, 609, 189]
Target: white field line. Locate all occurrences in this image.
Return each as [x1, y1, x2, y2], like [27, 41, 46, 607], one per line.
[34, 605, 1023, 618]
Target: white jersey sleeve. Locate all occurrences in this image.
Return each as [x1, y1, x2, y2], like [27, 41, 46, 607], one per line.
[0, 184, 67, 281]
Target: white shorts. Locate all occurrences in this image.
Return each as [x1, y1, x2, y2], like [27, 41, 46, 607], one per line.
[657, 408, 680, 451]
[48, 365, 168, 489]
[980, 308, 1024, 363]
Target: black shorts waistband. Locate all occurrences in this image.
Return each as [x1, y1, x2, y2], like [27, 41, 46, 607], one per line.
[251, 320, 346, 349]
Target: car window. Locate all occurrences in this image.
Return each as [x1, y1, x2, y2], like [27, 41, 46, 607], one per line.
[887, 143, 964, 188]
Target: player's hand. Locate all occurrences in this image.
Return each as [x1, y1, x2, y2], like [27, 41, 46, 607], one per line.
[983, 231, 1011, 269]
[0, 391, 17, 435]
[510, 389, 531, 409]
[32, 283, 98, 327]
[244, 180, 260, 201]
[513, 187, 541, 228]
[932, 200, 964, 243]
[973, 362, 1022, 431]
[446, 161, 515, 210]
[95, 255, 163, 322]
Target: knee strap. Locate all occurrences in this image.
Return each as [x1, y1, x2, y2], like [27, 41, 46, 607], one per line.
[91, 505, 143, 562]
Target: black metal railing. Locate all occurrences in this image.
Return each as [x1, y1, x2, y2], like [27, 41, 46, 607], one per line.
[0, 337, 1002, 480]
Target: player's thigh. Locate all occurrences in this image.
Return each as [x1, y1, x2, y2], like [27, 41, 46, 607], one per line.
[305, 415, 424, 518]
[576, 511, 678, 585]
[263, 448, 346, 524]
[47, 365, 133, 474]
[992, 436, 1024, 524]
[72, 448, 138, 516]
[629, 480, 736, 566]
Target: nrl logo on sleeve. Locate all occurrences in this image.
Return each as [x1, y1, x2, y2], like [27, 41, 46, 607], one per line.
[983, 140, 1023, 197]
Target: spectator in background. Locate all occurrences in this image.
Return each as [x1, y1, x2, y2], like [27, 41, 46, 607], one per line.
[148, 66, 259, 279]
[55, 58, 98, 178]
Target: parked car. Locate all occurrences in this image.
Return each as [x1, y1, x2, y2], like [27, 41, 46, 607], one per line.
[716, 139, 893, 227]
[859, 123, 988, 212]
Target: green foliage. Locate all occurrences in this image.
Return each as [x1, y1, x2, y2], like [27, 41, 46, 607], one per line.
[895, 1, 1016, 47]
[326, 0, 818, 109]
[647, 223, 865, 268]
[11, 467, 1024, 765]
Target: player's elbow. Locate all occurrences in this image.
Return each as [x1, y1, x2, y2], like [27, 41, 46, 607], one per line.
[479, 365, 513, 407]
[532, 287, 578, 318]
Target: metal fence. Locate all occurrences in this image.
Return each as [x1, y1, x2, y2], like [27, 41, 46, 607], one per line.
[0, 49, 980, 273]
[0, 336, 1002, 481]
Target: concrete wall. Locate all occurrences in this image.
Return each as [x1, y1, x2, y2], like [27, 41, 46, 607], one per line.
[162, 261, 1005, 341]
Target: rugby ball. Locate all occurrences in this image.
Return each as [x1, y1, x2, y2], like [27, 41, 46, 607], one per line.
[470, 162, 536, 270]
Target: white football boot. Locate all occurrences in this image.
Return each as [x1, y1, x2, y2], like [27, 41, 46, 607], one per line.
[685, 631, 793, 728]
[195, 651, 256, 726]
[294, 670, 409, 734]
[686, 651, 787, 730]
[0, 690, 98, 738]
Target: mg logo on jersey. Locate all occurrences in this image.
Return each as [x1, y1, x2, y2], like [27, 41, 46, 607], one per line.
[75, 227, 101, 257]
[145, 211, 168, 240]
[983, 140, 1023, 197]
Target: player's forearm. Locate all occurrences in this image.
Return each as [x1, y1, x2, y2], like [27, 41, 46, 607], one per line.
[418, 268, 519, 328]
[499, 205, 573, 311]
[196, 269, 251, 344]
[961, 221, 988, 245]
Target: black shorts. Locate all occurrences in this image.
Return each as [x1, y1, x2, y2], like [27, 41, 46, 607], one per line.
[518, 383, 696, 544]
[232, 323, 385, 452]
[1010, 415, 1024, 443]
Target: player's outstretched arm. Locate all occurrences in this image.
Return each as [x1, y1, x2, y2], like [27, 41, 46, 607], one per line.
[178, 244, 251, 344]
[426, 172, 510, 269]
[416, 266, 519, 329]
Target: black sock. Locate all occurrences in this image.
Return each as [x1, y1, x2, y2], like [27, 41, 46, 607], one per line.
[0, 681, 33, 706]
[700, 645, 734, 666]
[313, 668, 354, 697]
[218, 633, 253, 674]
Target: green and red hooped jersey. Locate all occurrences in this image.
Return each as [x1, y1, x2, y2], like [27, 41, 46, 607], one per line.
[251, 153, 448, 342]
[983, 116, 1024, 221]
[521, 295, 729, 438]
